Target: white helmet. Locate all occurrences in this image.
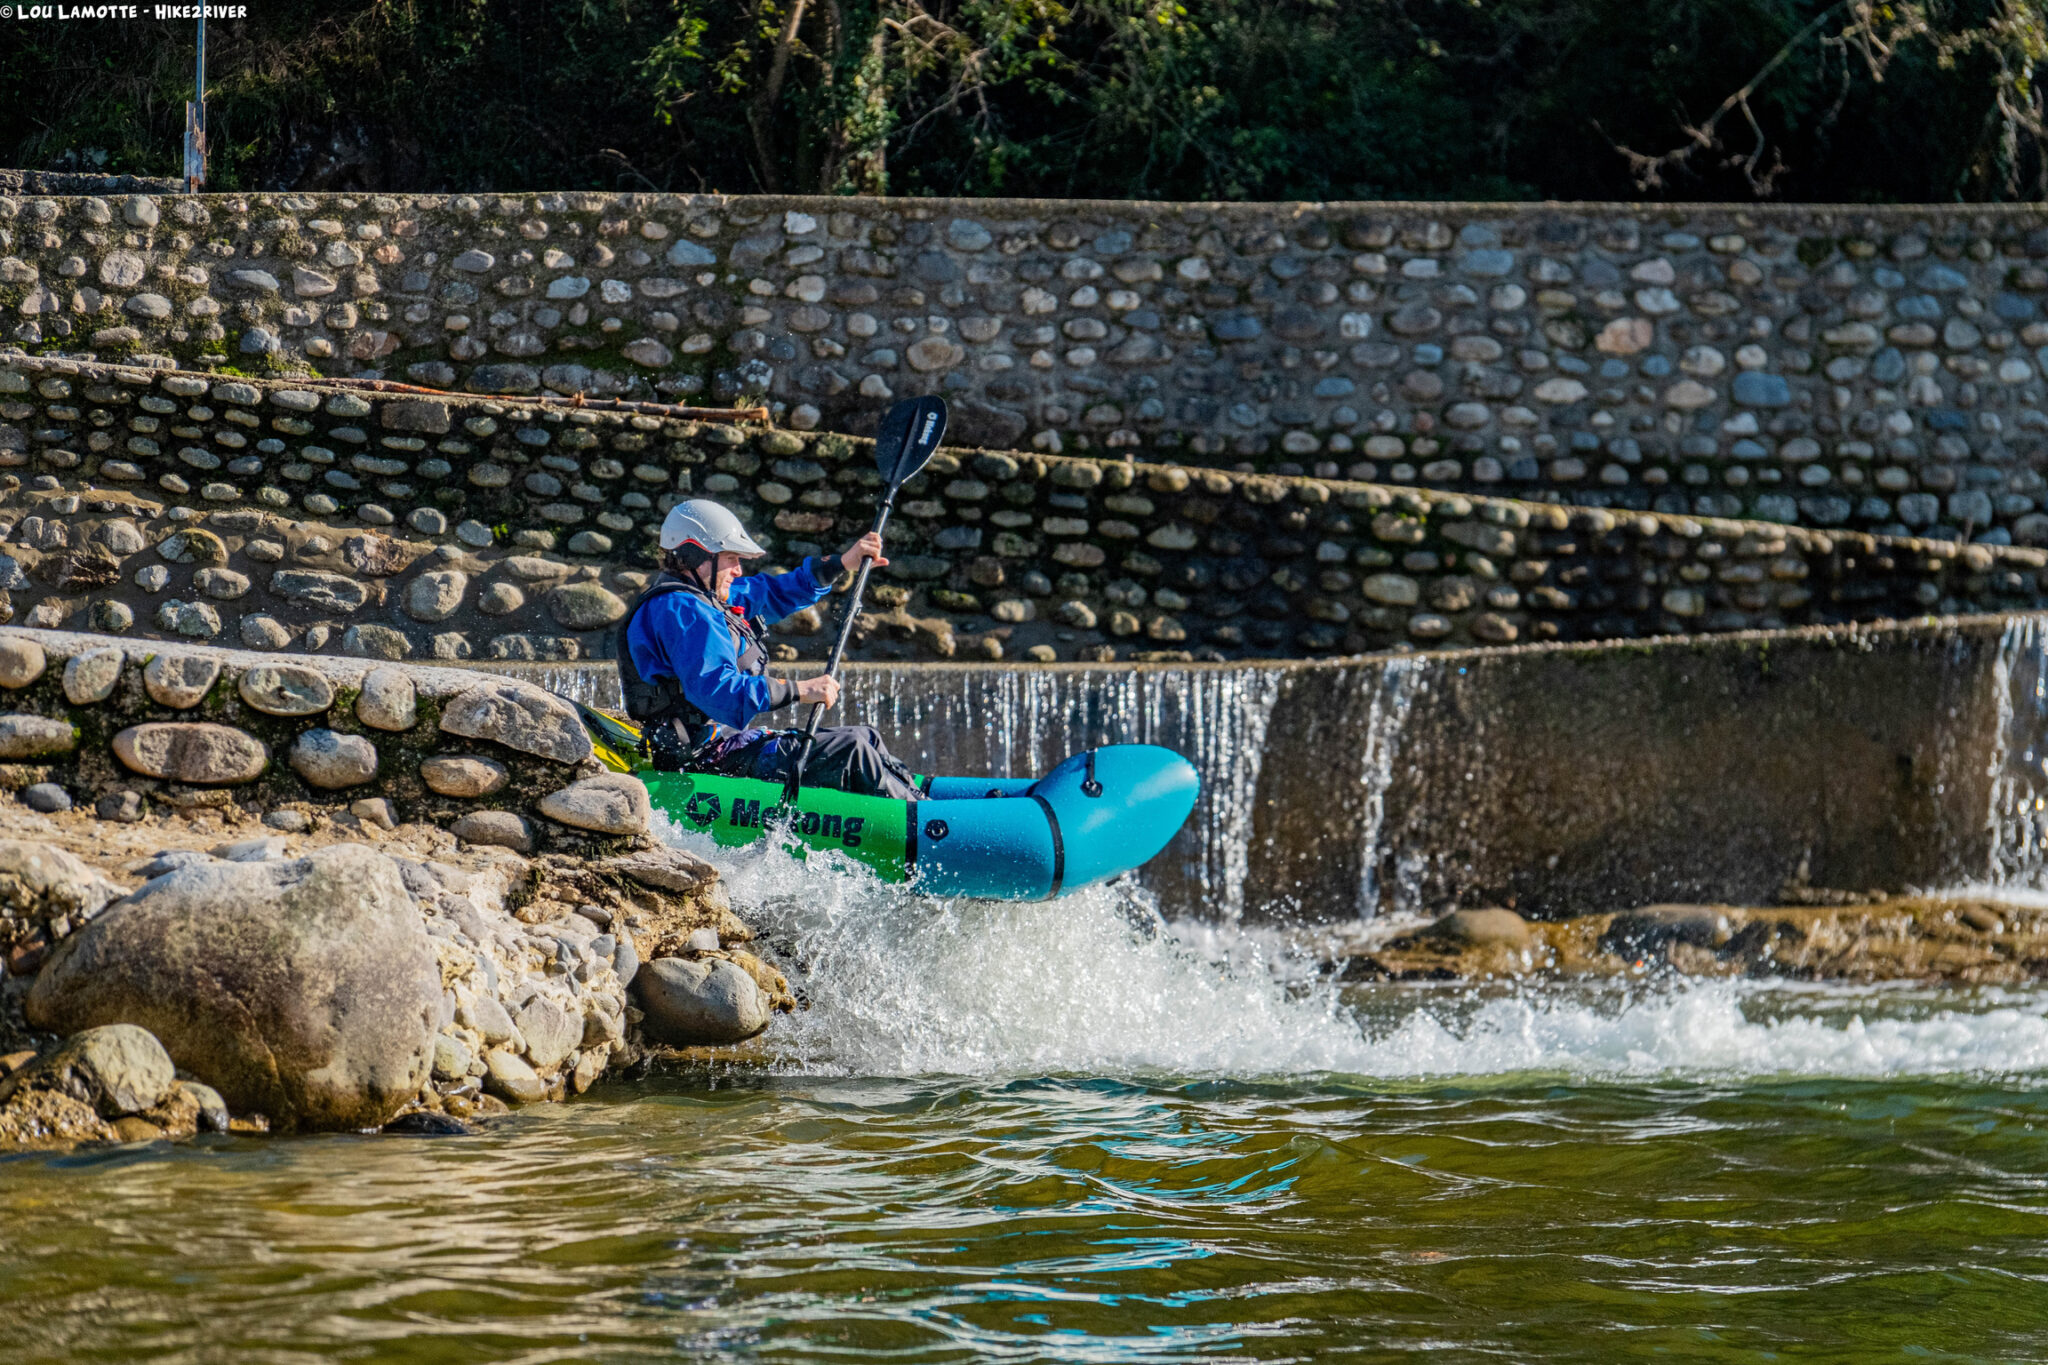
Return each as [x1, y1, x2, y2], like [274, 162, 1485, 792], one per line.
[659, 499, 766, 557]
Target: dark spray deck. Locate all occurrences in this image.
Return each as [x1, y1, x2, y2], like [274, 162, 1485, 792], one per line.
[501, 612, 2048, 920]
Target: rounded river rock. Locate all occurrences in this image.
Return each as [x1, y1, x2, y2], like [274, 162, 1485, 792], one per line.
[112, 723, 269, 784]
[288, 729, 380, 789]
[237, 662, 335, 717]
[634, 957, 770, 1045]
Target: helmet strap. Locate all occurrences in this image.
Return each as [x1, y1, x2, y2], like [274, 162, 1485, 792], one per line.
[665, 543, 730, 604]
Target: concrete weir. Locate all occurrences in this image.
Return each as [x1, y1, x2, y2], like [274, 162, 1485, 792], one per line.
[510, 612, 2048, 921]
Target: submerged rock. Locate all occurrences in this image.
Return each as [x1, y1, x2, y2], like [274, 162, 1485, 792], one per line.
[26, 844, 440, 1130]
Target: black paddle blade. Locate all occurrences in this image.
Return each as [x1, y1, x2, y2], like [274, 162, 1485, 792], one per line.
[872, 395, 948, 487]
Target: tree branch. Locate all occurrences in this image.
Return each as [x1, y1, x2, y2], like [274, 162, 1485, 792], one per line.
[749, 0, 811, 193]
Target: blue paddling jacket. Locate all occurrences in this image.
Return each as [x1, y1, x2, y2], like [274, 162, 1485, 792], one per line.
[618, 557, 835, 745]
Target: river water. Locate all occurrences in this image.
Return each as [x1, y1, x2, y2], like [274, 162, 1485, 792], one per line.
[8, 840, 2048, 1361]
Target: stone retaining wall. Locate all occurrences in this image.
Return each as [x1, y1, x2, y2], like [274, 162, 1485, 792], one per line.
[0, 626, 629, 847]
[1, 355, 2046, 661]
[9, 191, 2048, 543]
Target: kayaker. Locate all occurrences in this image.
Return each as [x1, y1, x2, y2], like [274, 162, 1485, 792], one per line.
[616, 499, 925, 800]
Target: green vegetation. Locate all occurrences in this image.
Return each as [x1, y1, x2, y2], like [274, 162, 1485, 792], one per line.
[2, 1, 2045, 202]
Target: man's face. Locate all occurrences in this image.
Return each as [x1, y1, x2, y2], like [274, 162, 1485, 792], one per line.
[713, 551, 744, 602]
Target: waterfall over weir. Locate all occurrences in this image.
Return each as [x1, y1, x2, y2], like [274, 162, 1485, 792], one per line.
[501, 613, 2048, 922]
[1989, 615, 2048, 886]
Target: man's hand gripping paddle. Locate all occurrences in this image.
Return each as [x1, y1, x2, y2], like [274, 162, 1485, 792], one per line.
[781, 395, 948, 803]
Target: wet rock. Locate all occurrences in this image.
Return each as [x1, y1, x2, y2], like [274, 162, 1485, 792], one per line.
[384, 1111, 476, 1137]
[26, 845, 440, 1130]
[113, 722, 268, 784]
[237, 662, 334, 716]
[1962, 904, 2004, 934]
[355, 666, 417, 732]
[1600, 904, 1733, 955]
[536, 774, 650, 835]
[1424, 908, 1532, 948]
[439, 680, 592, 765]
[0, 1085, 116, 1145]
[451, 810, 533, 852]
[288, 729, 380, 789]
[635, 958, 770, 1045]
[0, 638, 46, 688]
[143, 652, 221, 708]
[169, 1079, 231, 1134]
[62, 646, 124, 704]
[419, 755, 508, 798]
[0, 714, 74, 759]
[0, 1024, 175, 1116]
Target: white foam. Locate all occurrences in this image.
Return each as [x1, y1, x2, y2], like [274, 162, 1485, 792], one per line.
[666, 819, 2048, 1083]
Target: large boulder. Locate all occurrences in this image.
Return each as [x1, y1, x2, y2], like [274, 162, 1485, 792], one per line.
[635, 957, 770, 1044]
[26, 844, 440, 1130]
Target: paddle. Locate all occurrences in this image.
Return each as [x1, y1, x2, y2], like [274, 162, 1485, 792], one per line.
[781, 395, 948, 802]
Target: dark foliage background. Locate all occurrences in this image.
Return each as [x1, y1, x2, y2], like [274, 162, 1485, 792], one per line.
[0, 1, 2040, 202]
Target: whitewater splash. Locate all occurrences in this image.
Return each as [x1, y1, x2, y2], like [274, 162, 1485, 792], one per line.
[665, 816, 2048, 1084]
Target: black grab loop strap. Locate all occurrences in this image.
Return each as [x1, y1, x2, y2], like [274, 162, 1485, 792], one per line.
[1081, 748, 1103, 799]
[1031, 794, 1066, 898]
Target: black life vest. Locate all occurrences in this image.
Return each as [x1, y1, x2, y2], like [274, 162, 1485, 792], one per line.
[614, 571, 774, 749]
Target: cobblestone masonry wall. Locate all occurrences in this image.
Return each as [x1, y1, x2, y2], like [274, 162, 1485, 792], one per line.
[0, 626, 763, 1114]
[14, 193, 2048, 544]
[0, 354, 2044, 663]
